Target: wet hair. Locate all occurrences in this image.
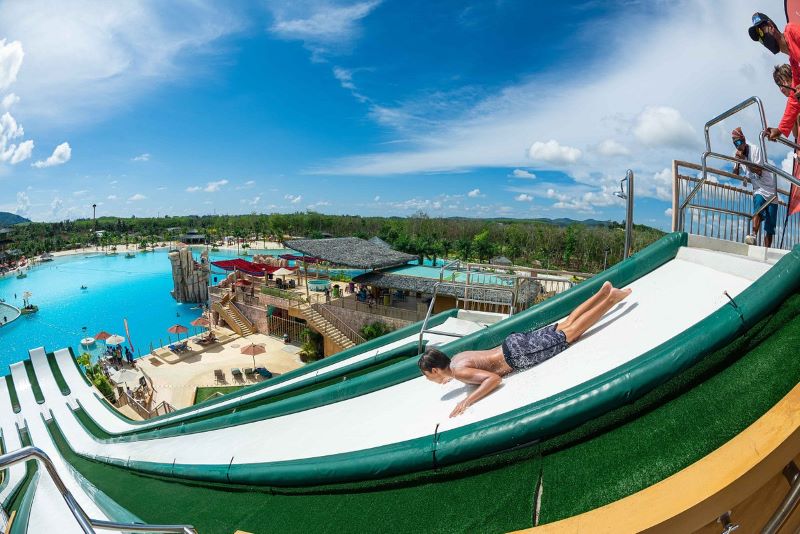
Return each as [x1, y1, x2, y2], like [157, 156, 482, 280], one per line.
[418, 348, 451, 373]
[774, 64, 792, 86]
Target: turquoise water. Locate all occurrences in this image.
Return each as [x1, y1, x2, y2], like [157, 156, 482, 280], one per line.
[0, 249, 243, 370]
[387, 265, 514, 286]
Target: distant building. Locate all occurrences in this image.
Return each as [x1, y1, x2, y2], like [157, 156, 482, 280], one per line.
[179, 229, 206, 244]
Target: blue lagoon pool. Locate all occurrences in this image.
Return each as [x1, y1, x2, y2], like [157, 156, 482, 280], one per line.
[0, 249, 241, 370]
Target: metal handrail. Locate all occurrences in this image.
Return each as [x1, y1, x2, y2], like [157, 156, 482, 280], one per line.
[417, 281, 516, 352]
[0, 446, 197, 533]
[311, 303, 366, 345]
[679, 96, 800, 233]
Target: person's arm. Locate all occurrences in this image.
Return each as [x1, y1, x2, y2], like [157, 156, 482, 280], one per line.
[449, 366, 503, 417]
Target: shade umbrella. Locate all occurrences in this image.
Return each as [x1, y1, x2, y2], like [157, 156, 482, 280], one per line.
[190, 317, 210, 327]
[241, 343, 265, 367]
[95, 331, 112, 341]
[273, 267, 294, 287]
[167, 324, 188, 342]
[108, 368, 144, 389]
[105, 334, 125, 346]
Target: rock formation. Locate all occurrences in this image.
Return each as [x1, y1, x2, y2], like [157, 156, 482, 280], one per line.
[169, 247, 209, 303]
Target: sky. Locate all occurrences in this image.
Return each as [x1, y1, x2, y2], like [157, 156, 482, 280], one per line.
[0, 0, 795, 229]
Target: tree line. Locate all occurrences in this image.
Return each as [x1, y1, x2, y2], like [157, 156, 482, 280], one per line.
[6, 211, 665, 273]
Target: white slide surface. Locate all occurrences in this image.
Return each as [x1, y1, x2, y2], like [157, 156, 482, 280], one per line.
[49, 246, 777, 468]
[56, 316, 489, 434]
[14, 350, 112, 533]
[0, 379, 27, 510]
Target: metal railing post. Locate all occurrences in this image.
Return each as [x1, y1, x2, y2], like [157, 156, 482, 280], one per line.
[615, 170, 634, 258]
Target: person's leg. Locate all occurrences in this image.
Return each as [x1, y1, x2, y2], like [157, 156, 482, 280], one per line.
[764, 202, 778, 248]
[560, 281, 612, 328]
[557, 287, 632, 343]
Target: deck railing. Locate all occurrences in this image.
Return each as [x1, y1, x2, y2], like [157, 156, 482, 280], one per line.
[672, 160, 800, 249]
[329, 295, 420, 322]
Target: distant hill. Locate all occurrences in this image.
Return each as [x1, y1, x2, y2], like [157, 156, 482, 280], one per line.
[0, 212, 29, 226]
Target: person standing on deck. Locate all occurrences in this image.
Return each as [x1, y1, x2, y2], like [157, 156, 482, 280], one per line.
[731, 127, 778, 247]
[749, 13, 800, 141]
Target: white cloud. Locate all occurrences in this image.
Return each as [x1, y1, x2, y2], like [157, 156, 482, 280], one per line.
[285, 194, 302, 204]
[269, 1, 381, 59]
[633, 106, 697, 148]
[132, 153, 150, 162]
[333, 67, 356, 90]
[15, 191, 29, 214]
[32, 141, 71, 168]
[467, 188, 481, 197]
[315, 0, 783, 188]
[0, 2, 243, 122]
[50, 196, 62, 214]
[72, 190, 88, 196]
[637, 167, 674, 201]
[308, 200, 331, 210]
[665, 207, 673, 217]
[511, 169, 536, 179]
[107, 194, 117, 200]
[373, 195, 380, 201]
[248, 195, 261, 206]
[0, 39, 23, 90]
[186, 186, 201, 192]
[203, 179, 228, 192]
[1, 92, 18, 109]
[515, 193, 533, 202]
[245, 180, 255, 185]
[528, 140, 581, 164]
[128, 193, 146, 201]
[595, 139, 630, 157]
[9, 139, 32, 164]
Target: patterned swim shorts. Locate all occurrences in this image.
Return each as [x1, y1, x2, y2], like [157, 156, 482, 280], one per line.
[501, 324, 569, 371]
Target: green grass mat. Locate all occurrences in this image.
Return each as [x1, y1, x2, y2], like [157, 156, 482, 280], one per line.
[23, 360, 44, 404]
[537, 292, 800, 523]
[193, 386, 246, 405]
[48, 418, 541, 534]
[47, 352, 71, 395]
[5, 375, 19, 413]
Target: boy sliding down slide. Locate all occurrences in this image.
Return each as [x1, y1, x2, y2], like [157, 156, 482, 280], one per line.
[419, 281, 631, 417]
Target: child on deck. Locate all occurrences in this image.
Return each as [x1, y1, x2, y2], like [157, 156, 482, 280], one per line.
[419, 281, 631, 417]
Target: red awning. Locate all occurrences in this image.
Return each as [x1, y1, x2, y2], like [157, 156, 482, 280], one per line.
[211, 259, 285, 276]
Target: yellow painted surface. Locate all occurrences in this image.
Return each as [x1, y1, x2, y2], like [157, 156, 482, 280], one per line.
[517, 383, 800, 533]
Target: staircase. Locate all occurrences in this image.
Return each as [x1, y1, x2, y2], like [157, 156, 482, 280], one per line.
[213, 293, 255, 337]
[296, 303, 356, 352]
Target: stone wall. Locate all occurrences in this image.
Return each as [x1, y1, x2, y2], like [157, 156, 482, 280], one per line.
[319, 303, 412, 334]
[232, 300, 269, 334]
[168, 247, 209, 303]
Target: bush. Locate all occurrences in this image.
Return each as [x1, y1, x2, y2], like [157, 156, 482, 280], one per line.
[360, 321, 393, 341]
[299, 328, 323, 362]
[92, 374, 116, 402]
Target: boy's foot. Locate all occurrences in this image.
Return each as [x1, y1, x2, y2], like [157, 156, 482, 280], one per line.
[609, 287, 632, 303]
[744, 234, 756, 245]
[600, 281, 612, 294]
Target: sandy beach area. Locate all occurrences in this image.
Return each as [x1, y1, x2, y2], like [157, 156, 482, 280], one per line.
[137, 329, 304, 409]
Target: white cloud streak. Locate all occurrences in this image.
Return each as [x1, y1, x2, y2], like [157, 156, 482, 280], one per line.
[32, 141, 71, 168]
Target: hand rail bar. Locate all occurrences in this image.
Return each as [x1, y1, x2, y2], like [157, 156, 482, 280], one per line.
[417, 281, 516, 352]
[762, 461, 800, 533]
[680, 97, 768, 231]
[0, 446, 197, 533]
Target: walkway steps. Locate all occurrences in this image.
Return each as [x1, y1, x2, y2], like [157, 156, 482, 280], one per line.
[213, 295, 254, 337]
[296, 303, 356, 352]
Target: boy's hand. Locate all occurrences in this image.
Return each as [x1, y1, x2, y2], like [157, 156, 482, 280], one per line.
[450, 399, 470, 417]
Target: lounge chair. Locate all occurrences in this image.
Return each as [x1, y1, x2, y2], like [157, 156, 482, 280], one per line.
[244, 368, 255, 378]
[255, 367, 273, 379]
[231, 368, 243, 381]
[214, 369, 225, 384]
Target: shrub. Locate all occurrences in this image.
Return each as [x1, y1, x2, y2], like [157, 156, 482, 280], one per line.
[299, 328, 323, 362]
[93, 374, 116, 402]
[360, 321, 393, 341]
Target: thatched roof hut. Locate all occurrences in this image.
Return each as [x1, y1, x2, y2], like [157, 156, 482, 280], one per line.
[285, 237, 415, 269]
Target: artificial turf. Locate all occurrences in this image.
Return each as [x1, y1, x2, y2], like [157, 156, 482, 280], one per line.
[46, 352, 71, 395]
[23, 360, 44, 404]
[5, 375, 19, 413]
[193, 385, 247, 405]
[45, 291, 800, 533]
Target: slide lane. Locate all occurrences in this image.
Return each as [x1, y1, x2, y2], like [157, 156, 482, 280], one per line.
[56, 310, 476, 435]
[48, 236, 799, 486]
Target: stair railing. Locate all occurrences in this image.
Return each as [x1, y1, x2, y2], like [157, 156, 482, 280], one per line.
[0, 446, 197, 533]
[311, 303, 366, 345]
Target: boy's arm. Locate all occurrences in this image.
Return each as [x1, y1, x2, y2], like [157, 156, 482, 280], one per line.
[449, 367, 502, 417]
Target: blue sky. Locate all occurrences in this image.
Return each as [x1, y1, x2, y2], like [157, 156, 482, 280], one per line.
[0, 0, 794, 229]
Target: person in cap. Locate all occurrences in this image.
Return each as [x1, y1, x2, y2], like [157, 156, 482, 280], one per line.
[749, 12, 800, 140]
[731, 127, 778, 247]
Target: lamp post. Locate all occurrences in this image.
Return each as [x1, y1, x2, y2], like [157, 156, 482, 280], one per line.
[614, 170, 634, 259]
[92, 203, 97, 247]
